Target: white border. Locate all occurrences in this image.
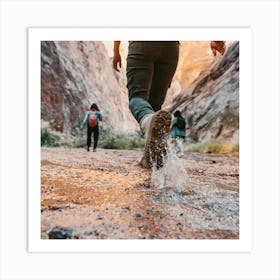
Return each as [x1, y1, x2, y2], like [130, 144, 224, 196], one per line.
[28, 27, 252, 253]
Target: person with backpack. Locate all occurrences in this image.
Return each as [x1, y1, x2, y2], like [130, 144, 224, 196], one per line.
[80, 103, 103, 152]
[113, 41, 225, 168]
[171, 110, 186, 158]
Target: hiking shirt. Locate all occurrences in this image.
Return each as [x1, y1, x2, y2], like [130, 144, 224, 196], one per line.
[171, 117, 186, 138]
[80, 110, 102, 129]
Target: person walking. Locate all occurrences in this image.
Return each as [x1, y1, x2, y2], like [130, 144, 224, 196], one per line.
[113, 40, 225, 168]
[80, 103, 103, 152]
[171, 110, 186, 158]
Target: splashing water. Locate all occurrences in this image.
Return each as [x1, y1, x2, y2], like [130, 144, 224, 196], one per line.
[151, 149, 188, 192]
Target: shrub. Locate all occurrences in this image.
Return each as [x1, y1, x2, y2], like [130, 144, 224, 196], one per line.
[98, 129, 145, 150]
[41, 126, 146, 150]
[207, 108, 239, 129]
[220, 109, 239, 129]
[184, 140, 239, 155]
[41, 128, 60, 147]
[72, 137, 87, 148]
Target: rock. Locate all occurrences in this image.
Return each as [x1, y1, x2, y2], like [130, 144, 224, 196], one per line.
[84, 230, 99, 237]
[41, 41, 239, 144]
[41, 41, 138, 136]
[138, 224, 145, 230]
[48, 226, 73, 239]
[122, 206, 130, 211]
[168, 42, 239, 143]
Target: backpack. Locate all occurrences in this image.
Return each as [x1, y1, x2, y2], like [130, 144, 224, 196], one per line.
[88, 112, 98, 127]
[176, 117, 186, 130]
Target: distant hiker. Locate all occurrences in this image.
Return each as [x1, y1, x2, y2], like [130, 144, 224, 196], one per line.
[171, 110, 186, 158]
[113, 41, 225, 168]
[80, 103, 102, 152]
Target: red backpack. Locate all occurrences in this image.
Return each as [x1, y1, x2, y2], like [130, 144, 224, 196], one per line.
[88, 112, 98, 127]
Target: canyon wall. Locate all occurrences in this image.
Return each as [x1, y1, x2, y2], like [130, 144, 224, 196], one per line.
[41, 41, 138, 137]
[41, 41, 239, 143]
[167, 41, 239, 143]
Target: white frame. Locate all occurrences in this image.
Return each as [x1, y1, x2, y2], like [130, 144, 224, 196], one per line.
[28, 27, 252, 253]
[1, 0, 279, 279]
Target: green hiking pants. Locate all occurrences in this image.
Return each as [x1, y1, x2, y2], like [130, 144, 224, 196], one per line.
[126, 41, 179, 123]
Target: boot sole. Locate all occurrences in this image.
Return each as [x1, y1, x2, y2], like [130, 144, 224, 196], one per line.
[141, 110, 171, 169]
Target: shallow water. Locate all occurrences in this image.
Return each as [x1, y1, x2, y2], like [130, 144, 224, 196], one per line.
[151, 149, 188, 192]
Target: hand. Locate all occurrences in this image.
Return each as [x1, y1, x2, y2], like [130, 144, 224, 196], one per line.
[113, 41, 122, 71]
[210, 41, 226, 56]
[113, 52, 122, 71]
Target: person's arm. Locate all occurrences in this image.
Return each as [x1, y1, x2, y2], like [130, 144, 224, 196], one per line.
[113, 41, 122, 71]
[98, 112, 103, 122]
[80, 112, 89, 129]
[210, 41, 226, 56]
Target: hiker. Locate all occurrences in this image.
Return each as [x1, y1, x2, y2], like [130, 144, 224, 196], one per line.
[113, 41, 225, 168]
[171, 110, 186, 158]
[80, 103, 103, 152]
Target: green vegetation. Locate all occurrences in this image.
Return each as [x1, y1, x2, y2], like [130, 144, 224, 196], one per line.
[220, 108, 239, 129]
[41, 128, 60, 147]
[207, 108, 239, 129]
[72, 137, 86, 148]
[184, 140, 239, 155]
[41, 128, 145, 150]
[41, 127, 238, 155]
[98, 129, 145, 150]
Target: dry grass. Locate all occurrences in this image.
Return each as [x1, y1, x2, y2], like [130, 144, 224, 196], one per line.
[184, 141, 239, 155]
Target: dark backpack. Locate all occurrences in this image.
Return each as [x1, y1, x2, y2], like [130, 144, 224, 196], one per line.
[88, 112, 98, 127]
[176, 117, 186, 130]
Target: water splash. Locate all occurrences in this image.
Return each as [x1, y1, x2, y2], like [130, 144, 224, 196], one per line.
[151, 150, 188, 192]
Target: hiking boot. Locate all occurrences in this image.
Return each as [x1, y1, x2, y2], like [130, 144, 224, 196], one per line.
[87, 146, 90, 152]
[139, 110, 172, 169]
[93, 148, 97, 152]
[140, 113, 154, 136]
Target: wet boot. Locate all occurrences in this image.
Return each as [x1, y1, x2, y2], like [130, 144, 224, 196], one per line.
[139, 110, 172, 169]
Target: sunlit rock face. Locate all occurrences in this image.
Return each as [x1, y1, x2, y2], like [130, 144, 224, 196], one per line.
[167, 41, 239, 143]
[41, 41, 138, 137]
[163, 41, 216, 109]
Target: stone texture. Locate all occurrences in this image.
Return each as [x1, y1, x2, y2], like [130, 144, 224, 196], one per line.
[41, 41, 138, 137]
[167, 42, 239, 143]
[41, 41, 239, 143]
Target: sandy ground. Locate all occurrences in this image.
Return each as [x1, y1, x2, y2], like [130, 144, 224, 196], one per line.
[41, 147, 239, 239]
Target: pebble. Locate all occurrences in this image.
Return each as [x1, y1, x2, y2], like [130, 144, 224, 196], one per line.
[48, 226, 73, 239]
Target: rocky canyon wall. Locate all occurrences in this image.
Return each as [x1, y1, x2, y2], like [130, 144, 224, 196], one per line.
[41, 41, 138, 137]
[41, 40, 239, 143]
[167, 41, 239, 143]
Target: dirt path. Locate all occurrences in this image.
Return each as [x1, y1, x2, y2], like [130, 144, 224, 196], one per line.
[41, 147, 239, 239]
